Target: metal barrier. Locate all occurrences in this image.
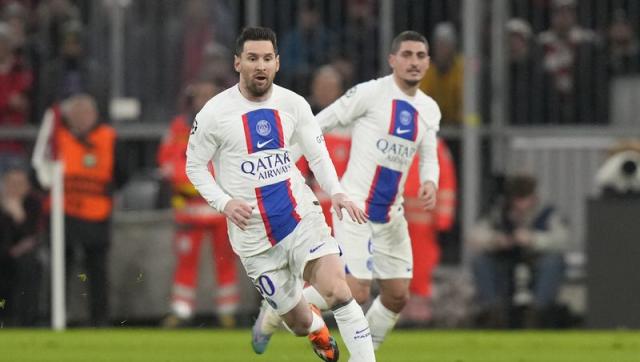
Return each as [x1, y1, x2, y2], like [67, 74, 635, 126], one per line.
[506, 135, 614, 252]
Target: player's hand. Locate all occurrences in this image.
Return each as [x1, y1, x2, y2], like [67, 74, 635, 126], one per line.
[223, 199, 254, 231]
[418, 181, 437, 210]
[331, 193, 367, 224]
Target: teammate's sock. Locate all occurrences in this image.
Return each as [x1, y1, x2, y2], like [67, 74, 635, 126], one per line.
[365, 296, 399, 350]
[332, 299, 376, 361]
[303, 285, 330, 310]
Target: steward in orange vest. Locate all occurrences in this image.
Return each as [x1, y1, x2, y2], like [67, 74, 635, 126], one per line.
[33, 94, 127, 327]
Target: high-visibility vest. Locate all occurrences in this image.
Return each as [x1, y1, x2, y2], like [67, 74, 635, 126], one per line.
[157, 114, 224, 225]
[56, 123, 116, 221]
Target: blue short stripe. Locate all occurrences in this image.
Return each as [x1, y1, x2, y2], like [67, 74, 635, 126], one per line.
[255, 179, 301, 245]
[365, 166, 402, 223]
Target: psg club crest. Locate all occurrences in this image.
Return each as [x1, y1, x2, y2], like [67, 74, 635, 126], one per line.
[399, 110, 412, 126]
[256, 119, 272, 136]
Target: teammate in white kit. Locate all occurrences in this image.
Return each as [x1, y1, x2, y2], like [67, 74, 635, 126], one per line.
[186, 27, 376, 362]
[318, 30, 440, 350]
[254, 30, 441, 351]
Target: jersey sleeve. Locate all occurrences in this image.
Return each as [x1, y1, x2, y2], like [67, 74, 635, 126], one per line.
[315, 80, 375, 132]
[185, 110, 232, 212]
[418, 102, 442, 186]
[291, 98, 345, 196]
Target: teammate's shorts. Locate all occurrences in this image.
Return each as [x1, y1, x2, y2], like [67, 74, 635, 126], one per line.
[332, 209, 413, 281]
[240, 212, 340, 315]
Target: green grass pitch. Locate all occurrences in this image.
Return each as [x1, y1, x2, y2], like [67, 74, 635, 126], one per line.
[1, 329, 639, 361]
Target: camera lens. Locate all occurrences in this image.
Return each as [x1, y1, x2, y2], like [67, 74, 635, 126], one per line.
[621, 160, 637, 177]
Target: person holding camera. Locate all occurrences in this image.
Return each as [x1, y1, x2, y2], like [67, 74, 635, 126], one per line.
[468, 175, 568, 328]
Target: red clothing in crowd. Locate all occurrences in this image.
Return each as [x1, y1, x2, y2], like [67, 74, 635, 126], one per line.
[404, 138, 456, 297]
[0, 55, 32, 154]
[157, 114, 239, 320]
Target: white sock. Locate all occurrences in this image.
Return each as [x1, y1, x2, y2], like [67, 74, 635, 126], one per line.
[365, 296, 399, 350]
[332, 299, 376, 361]
[308, 307, 326, 333]
[303, 285, 330, 310]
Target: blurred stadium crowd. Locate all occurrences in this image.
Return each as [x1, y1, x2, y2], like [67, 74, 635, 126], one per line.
[1, 0, 639, 329]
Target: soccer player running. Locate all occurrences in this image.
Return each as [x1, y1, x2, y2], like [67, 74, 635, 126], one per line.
[255, 30, 441, 350]
[186, 27, 376, 362]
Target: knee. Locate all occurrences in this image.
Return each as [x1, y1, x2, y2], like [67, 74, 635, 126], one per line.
[380, 288, 410, 313]
[322, 281, 353, 307]
[350, 284, 371, 305]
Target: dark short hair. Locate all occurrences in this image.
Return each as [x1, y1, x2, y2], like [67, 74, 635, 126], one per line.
[390, 30, 429, 54]
[505, 175, 537, 200]
[235, 27, 278, 56]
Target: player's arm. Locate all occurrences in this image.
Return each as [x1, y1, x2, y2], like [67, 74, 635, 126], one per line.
[293, 101, 367, 224]
[185, 115, 252, 230]
[417, 128, 440, 211]
[315, 82, 372, 133]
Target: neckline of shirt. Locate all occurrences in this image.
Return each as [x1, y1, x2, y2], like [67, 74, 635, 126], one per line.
[234, 83, 276, 106]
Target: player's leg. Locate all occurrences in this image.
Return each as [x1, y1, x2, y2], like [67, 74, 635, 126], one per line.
[367, 278, 410, 347]
[297, 212, 375, 361]
[297, 205, 374, 310]
[404, 223, 438, 324]
[210, 221, 239, 328]
[245, 241, 337, 361]
[366, 216, 413, 350]
[305, 254, 376, 362]
[331, 210, 375, 305]
[163, 226, 204, 327]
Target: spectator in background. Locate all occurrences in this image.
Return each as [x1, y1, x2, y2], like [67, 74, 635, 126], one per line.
[38, 20, 107, 118]
[280, 0, 335, 94]
[401, 138, 456, 326]
[419, 22, 463, 126]
[607, 9, 640, 76]
[198, 42, 235, 88]
[2, 1, 38, 65]
[35, 0, 81, 60]
[0, 22, 32, 165]
[179, 0, 214, 89]
[3, 2, 40, 126]
[303, 64, 350, 228]
[506, 18, 544, 125]
[469, 175, 568, 329]
[0, 160, 43, 327]
[339, 0, 379, 83]
[158, 79, 240, 329]
[537, 0, 605, 124]
[308, 65, 344, 114]
[32, 94, 128, 327]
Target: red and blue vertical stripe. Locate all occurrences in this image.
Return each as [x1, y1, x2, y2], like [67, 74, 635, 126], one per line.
[365, 166, 403, 223]
[242, 109, 285, 154]
[255, 179, 301, 245]
[388, 100, 418, 141]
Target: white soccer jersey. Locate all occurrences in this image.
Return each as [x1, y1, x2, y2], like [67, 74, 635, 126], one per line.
[186, 84, 344, 257]
[316, 75, 441, 223]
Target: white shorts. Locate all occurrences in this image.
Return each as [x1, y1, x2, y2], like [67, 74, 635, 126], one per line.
[240, 212, 340, 315]
[332, 210, 413, 281]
